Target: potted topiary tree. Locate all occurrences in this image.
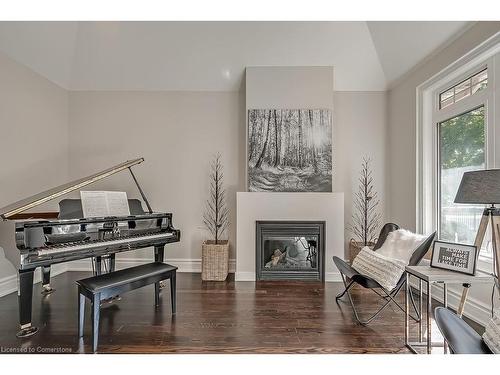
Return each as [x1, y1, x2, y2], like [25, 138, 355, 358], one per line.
[348, 157, 382, 262]
[202, 153, 230, 281]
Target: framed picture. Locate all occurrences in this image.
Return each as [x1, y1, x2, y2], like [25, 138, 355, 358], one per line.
[430, 240, 477, 275]
[247, 109, 332, 192]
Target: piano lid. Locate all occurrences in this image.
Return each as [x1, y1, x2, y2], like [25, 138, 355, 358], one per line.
[0, 158, 144, 220]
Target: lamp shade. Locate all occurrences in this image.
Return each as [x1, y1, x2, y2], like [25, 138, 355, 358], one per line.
[454, 169, 500, 204]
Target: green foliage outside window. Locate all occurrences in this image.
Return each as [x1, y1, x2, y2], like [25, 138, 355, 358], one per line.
[440, 107, 485, 170]
[439, 106, 485, 244]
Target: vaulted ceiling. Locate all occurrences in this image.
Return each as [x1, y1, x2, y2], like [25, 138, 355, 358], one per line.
[0, 21, 472, 91]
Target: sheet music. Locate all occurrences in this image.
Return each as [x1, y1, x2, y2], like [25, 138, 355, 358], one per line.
[80, 191, 130, 218]
[80, 191, 108, 218]
[105, 191, 131, 216]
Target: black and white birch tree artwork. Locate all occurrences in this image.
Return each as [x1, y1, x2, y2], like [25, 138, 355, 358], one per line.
[248, 109, 332, 192]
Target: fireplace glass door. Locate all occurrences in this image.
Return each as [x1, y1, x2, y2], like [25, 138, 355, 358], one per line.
[256, 221, 325, 281]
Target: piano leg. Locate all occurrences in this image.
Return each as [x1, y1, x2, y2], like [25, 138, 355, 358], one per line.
[154, 245, 165, 263]
[17, 269, 38, 338]
[109, 254, 116, 272]
[41, 265, 55, 295]
[94, 257, 102, 276]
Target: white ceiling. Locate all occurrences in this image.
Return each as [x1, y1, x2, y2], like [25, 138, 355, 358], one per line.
[0, 21, 472, 91]
[366, 21, 472, 86]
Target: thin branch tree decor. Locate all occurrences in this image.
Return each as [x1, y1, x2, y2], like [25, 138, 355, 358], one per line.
[349, 157, 382, 246]
[203, 153, 229, 244]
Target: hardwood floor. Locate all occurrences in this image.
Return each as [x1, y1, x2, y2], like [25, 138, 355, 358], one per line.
[0, 271, 451, 354]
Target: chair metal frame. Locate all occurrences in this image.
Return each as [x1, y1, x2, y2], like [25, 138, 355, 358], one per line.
[333, 223, 436, 325]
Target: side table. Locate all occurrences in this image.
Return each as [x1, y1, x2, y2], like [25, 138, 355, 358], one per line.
[405, 265, 492, 354]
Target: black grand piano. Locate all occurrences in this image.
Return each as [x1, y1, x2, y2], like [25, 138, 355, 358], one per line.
[0, 158, 180, 338]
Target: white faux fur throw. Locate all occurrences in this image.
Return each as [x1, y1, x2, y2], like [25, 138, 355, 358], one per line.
[376, 229, 427, 263]
[351, 229, 427, 291]
[483, 308, 500, 354]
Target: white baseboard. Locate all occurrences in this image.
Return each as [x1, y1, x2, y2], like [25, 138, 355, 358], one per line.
[407, 259, 492, 326]
[409, 279, 492, 327]
[235, 272, 256, 281]
[325, 272, 342, 282]
[430, 284, 492, 327]
[67, 258, 236, 274]
[0, 274, 18, 297]
[0, 259, 237, 297]
[1, 260, 337, 297]
[0, 264, 67, 298]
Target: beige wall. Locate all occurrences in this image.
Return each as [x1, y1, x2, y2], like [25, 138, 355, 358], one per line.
[0, 51, 69, 281]
[0, 55, 388, 281]
[0, 22, 495, 322]
[334, 91, 387, 250]
[68, 91, 243, 263]
[246, 66, 334, 108]
[388, 22, 500, 229]
[246, 66, 335, 191]
[387, 22, 500, 324]
[67, 89, 387, 263]
[238, 67, 345, 281]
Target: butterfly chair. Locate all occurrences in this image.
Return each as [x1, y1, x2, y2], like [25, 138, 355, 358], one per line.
[434, 307, 492, 354]
[333, 223, 436, 325]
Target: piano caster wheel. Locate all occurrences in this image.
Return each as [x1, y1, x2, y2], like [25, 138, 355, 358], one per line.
[16, 326, 38, 338]
[41, 286, 55, 296]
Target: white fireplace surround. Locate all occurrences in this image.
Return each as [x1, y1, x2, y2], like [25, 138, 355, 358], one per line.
[236, 192, 344, 281]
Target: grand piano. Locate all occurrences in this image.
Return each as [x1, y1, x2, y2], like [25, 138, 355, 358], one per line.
[0, 158, 180, 338]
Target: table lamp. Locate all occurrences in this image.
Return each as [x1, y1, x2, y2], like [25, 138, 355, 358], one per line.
[454, 169, 500, 315]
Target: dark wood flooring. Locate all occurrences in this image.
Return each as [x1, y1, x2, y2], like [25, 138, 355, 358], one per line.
[0, 272, 455, 354]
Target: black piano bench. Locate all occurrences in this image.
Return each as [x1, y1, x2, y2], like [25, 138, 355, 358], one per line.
[76, 262, 177, 353]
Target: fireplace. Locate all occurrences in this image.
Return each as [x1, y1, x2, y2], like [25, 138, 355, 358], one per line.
[256, 221, 325, 281]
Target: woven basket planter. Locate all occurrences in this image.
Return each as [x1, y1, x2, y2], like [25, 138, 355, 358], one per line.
[348, 239, 375, 263]
[201, 240, 229, 281]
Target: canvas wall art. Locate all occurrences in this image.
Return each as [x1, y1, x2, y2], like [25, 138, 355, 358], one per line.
[248, 109, 332, 192]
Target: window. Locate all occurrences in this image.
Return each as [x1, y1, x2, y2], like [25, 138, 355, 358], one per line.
[438, 107, 485, 245]
[439, 69, 488, 109]
[417, 36, 500, 269]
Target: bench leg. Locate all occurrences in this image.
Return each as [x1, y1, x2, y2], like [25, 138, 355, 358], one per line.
[91, 293, 100, 353]
[78, 291, 85, 338]
[154, 282, 161, 307]
[170, 272, 176, 314]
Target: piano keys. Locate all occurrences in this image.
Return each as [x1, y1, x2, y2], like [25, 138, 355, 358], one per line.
[18, 211, 177, 265]
[0, 158, 180, 338]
